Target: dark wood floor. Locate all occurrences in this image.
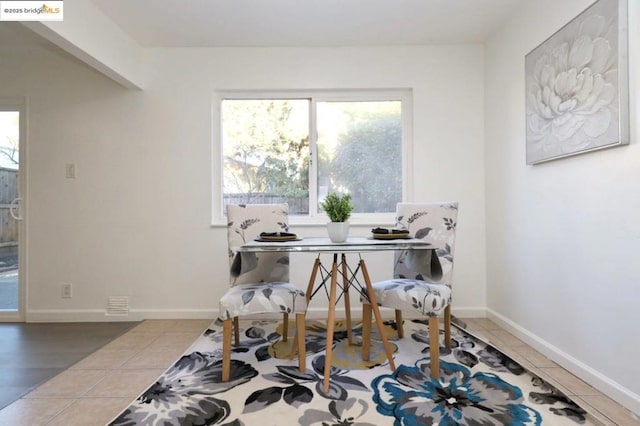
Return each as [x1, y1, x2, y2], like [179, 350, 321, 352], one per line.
[0, 321, 138, 410]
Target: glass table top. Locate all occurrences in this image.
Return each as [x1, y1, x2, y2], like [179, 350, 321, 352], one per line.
[237, 236, 433, 252]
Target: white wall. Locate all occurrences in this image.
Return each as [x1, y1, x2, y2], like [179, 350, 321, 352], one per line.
[485, 0, 639, 413]
[0, 41, 486, 321]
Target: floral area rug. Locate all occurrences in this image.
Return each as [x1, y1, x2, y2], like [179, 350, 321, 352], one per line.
[109, 318, 598, 426]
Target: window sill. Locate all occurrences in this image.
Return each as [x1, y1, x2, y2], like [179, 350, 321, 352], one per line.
[210, 213, 396, 228]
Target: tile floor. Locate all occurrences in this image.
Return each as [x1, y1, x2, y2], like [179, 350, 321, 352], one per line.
[0, 317, 637, 425]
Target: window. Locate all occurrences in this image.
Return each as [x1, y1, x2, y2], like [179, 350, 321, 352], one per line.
[218, 90, 411, 221]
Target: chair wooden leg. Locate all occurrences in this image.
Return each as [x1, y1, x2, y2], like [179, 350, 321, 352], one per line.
[395, 309, 404, 338]
[282, 313, 289, 342]
[233, 317, 240, 346]
[428, 316, 440, 379]
[222, 318, 232, 382]
[296, 313, 306, 372]
[290, 257, 321, 361]
[362, 302, 372, 361]
[444, 305, 451, 349]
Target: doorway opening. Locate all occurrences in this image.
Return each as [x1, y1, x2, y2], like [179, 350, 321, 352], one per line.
[0, 109, 20, 314]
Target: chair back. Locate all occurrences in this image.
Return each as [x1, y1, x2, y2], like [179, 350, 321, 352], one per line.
[394, 202, 458, 286]
[227, 204, 290, 285]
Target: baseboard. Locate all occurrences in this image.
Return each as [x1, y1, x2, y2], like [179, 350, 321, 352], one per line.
[25, 308, 217, 322]
[26, 308, 374, 322]
[0, 312, 22, 322]
[26, 307, 373, 322]
[487, 309, 640, 416]
[131, 309, 217, 320]
[25, 305, 487, 323]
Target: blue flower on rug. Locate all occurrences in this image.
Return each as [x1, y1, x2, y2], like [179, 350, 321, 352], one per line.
[109, 352, 257, 426]
[298, 397, 377, 426]
[371, 358, 542, 425]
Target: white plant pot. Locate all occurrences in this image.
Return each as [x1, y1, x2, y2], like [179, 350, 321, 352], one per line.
[327, 222, 350, 243]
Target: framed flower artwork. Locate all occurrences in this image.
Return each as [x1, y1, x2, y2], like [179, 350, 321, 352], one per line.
[525, 0, 629, 164]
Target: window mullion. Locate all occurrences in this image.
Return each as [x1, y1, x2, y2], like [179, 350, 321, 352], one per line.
[308, 98, 319, 216]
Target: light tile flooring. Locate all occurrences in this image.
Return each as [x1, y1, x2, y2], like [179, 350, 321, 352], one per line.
[0, 317, 637, 425]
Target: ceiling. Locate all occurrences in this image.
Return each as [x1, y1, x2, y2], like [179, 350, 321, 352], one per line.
[88, 0, 525, 48]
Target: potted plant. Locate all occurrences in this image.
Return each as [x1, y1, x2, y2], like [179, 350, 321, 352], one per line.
[320, 192, 354, 243]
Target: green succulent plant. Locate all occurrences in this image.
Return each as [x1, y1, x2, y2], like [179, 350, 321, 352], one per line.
[320, 192, 354, 222]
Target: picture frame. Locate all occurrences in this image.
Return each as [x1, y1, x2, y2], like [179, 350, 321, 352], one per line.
[525, 0, 629, 165]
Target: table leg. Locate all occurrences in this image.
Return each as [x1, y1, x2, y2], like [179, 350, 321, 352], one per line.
[341, 254, 353, 345]
[360, 259, 396, 372]
[305, 257, 321, 302]
[323, 254, 339, 393]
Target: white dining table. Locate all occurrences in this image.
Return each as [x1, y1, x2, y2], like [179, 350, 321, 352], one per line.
[237, 236, 441, 393]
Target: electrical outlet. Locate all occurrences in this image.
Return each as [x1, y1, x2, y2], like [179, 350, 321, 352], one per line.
[62, 283, 72, 298]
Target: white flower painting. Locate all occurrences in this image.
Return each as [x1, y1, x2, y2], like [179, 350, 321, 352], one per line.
[525, 0, 628, 164]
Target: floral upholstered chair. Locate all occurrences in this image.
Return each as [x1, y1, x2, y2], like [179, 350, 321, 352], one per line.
[362, 202, 458, 379]
[220, 204, 307, 381]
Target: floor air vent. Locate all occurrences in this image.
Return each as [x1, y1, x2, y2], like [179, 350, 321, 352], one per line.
[107, 296, 130, 316]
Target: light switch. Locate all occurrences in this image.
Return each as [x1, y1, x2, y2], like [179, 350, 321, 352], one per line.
[65, 163, 76, 179]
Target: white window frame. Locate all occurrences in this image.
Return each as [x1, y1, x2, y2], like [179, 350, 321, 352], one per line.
[212, 89, 413, 226]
